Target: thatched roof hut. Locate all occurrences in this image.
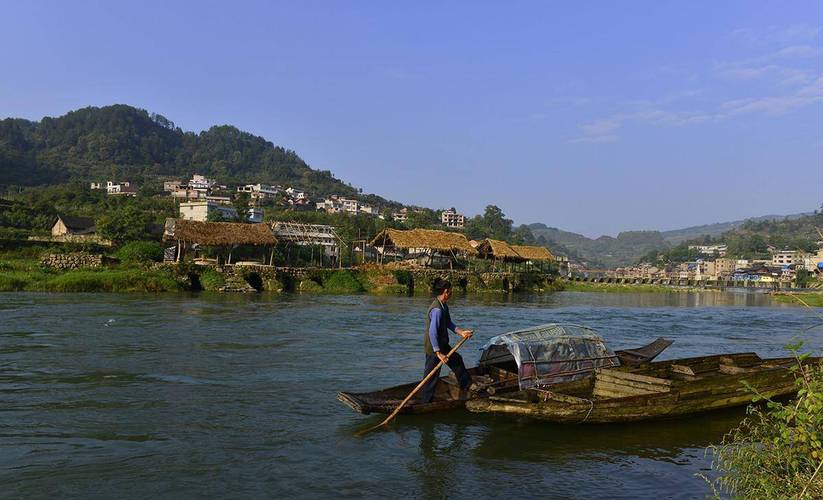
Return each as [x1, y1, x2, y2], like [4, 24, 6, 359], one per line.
[511, 245, 555, 262]
[370, 228, 476, 254]
[164, 219, 277, 246]
[476, 239, 523, 261]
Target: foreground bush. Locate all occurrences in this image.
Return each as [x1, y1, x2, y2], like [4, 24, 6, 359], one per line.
[322, 270, 365, 293]
[114, 241, 164, 264]
[708, 346, 823, 498]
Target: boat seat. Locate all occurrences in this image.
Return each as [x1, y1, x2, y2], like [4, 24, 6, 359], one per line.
[593, 369, 671, 399]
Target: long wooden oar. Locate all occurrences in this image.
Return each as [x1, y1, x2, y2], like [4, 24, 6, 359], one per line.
[356, 335, 471, 436]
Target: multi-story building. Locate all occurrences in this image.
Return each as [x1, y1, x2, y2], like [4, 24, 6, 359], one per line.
[441, 209, 465, 228]
[179, 201, 237, 222]
[771, 250, 811, 267]
[714, 258, 736, 278]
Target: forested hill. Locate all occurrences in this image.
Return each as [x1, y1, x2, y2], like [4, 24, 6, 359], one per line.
[0, 104, 390, 204]
[527, 223, 668, 268]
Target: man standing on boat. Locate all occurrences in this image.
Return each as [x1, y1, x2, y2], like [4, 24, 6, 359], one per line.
[420, 278, 474, 403]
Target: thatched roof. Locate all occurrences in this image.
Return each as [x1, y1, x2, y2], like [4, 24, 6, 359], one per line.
[476, 239, 523, 260]
[511, 245, 555, 261]
[164, 219, 277, 246]
[370, 228, 476, 254]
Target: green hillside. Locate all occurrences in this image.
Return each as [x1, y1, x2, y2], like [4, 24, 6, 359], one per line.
[0, 104, 392, 205]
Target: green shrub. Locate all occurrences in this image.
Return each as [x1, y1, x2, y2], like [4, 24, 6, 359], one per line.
[322, 270, 365, 293]
[0, 261, 13, 271]
[200, 269, 226, 291]
[298, 279, 324, 293]
[706, 345, 823, 499]
[115, 241, 164, 264]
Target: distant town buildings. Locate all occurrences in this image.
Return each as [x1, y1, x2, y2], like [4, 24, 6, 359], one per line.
[441, 209, 465, 228]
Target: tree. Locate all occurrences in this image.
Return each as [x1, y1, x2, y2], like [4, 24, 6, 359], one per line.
[96, 205, 154, 243]
[232, 192, 250, 222]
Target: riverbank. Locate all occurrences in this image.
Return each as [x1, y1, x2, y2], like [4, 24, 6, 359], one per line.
[0, 250, 561, 295]
[771, 291, 823, 308]
[557, 280, 710, 294]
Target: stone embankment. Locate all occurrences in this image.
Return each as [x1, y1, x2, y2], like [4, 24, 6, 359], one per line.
[40, 252, 104, 270]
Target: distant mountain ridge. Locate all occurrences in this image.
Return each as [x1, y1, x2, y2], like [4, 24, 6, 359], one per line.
[530, 211, 815, 268]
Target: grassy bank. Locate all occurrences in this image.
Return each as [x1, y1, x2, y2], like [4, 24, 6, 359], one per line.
[0, 255, 182, 292]
[772, 292, 823, 307]
[557, 280, 700, 294]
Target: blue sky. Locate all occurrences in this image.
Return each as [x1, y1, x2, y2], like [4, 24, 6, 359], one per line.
[2, 1, 823, 236]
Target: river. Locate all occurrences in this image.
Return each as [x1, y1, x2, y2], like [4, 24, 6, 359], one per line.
[1, 291, 821, 499]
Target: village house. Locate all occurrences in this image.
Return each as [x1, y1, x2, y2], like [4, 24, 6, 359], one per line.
[316, 196, 375, 216]
[52, 215, 96, 237]
[441, 208, 465, 228]
[163, 180, 184, 192]
[392, 208, 409, 223]
[188, 174, 217, 191]
[90, 181, 137, 196]
[237, 184, 280, 201]
[179, 201, 238, 222]
[285, 187, 308, 201]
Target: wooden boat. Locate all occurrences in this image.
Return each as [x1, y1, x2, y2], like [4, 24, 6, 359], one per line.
[337, 323, 673, 415]
[466, 352, 821, 423]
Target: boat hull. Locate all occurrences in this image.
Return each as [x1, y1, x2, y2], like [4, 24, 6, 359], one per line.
[466, 355, 819, 423]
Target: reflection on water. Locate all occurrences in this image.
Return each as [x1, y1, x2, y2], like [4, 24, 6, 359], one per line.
[0, 291, 820, 498]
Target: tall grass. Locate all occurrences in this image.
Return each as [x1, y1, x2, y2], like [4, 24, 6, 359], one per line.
[705, 296, 823, 498]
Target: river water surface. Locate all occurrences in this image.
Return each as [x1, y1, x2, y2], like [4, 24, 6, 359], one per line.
[2, 291, 821, 499]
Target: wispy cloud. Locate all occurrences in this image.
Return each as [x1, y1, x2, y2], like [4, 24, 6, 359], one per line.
[572, 25, 823, 144]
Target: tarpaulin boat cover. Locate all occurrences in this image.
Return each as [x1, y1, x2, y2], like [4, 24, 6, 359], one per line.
[479, 323, 620, 389]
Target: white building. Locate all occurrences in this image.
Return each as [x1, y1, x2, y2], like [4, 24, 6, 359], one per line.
[237, 184, 280, 201]
[688, 244, 728, 257]
[285, 187, 308, 200]
[441, 209, 465, 228]
[179, 201, 238, 222]
[91, 181, 137, 196]
[316, 196, 375, 216]
[188, 174, 217, 191]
